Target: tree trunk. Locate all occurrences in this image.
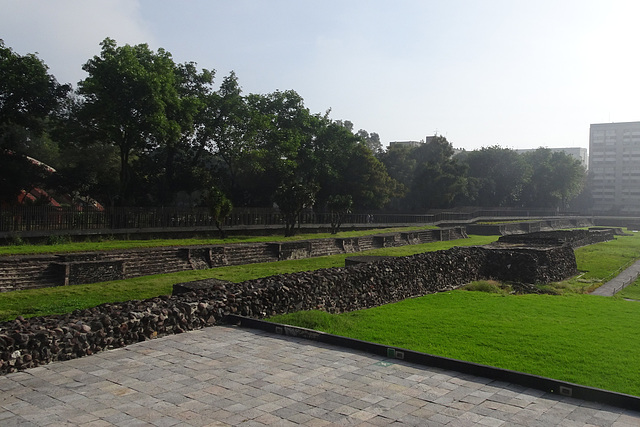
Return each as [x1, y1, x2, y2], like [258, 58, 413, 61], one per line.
[118, 147, 131, 206]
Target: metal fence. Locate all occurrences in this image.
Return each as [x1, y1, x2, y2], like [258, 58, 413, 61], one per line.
[0, 205, 576, 234]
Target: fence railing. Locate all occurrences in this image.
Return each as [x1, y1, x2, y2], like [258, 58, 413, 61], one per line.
[0, 206, 578, 234]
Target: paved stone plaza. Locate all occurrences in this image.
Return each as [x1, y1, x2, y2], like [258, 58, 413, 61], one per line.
[0, 325, 638, 426]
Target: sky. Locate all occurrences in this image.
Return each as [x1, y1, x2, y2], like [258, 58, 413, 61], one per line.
[2, 0, 640, 151]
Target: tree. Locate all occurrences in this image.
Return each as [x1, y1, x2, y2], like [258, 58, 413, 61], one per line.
[241, 90, 315, 207]
[204, 186, 233, 238]
[378, 144, 417, 190]
[356, 129, 383, 153]
[547, 152, 586, 208]
[520, 148, 586, 209]
[303, 118, 360, 209]
[55, 141, 121, 207]
[154, 61, 215, 205]
[196, 71, 258, 203]
[76, 38, 184, 205]
[461, 146, 529, 207]
[403, 136, 467, 210]
[327, 194, 352, 234]
[302, 119, 403, 212]
[0, 40, 70, 148]
[274, 179, 317, 237]
[409, 160, 468, 209]
[347, 144, 404, 209]
[0, 40, 70, 205]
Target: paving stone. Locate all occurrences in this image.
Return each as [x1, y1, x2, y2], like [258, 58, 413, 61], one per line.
[0, 326, 638, 426]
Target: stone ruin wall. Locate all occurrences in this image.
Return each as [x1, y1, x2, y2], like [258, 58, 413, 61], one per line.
[497, 228, 616, 248]
[0, 240, 579, 374]
[0, 227, 467, 292]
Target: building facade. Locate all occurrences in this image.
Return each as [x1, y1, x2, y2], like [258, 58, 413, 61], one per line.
[389, 140, 422, 148]
[589, 121, 640, 213]
[389, 136, 441, 149]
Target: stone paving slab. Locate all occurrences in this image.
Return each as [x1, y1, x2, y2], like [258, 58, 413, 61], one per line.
[0, 325, 638, 426]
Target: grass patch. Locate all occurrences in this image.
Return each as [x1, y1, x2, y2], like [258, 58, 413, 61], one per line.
[548, 231, 640, 294]
[461, 280, 510, 294]
[0, 235, 498, 322]
[0, 225, 437, 256]
[269, 291, 640, 396]
[616, 277, 640, 300]
[265, 310, 355, 333]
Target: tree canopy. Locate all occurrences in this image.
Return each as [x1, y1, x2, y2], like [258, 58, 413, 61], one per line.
[519, 148, 585, 209]
[0, 40, 70, 205]
[461, 146, 529, 207]
[1, 38, 589, 217]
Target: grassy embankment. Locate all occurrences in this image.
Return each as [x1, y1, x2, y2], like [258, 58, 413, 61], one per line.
[0, 225, 436, 256]
[269, 231, 640, 396]
[0, 228, 496, 321]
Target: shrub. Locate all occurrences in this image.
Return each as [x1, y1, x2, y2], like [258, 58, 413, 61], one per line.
[463, 280, 510, 294]
[8, 233, 25, 246]
[46, 234, 71, 245]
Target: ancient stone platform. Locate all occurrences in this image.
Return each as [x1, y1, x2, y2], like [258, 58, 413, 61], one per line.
[1, 325, 638, 426]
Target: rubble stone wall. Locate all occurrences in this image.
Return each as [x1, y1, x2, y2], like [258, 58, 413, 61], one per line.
[0, 242, 577, 374]
[466, 218, 594, 236]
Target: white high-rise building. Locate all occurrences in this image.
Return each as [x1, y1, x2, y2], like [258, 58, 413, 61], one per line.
[589, 121, 640, 213]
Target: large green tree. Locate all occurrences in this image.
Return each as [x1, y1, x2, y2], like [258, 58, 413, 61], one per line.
[0, 40, 70, 148]
[154, 61, 214, 205]
[378, 144, 418, 191]
[302, 119, 402, 212]
[241, 90, 315, 207]
[274, 179, 318, 237]
[356, 129, 383, 154]
[343, 144, 404, 209]
[76, 38, 197, 205]
[303, 118, 360, 209]
[520, 148, 586, 209]
[0, 40, 70, 205]
[195, 71, 259, 202]
[461, 146, 529, 207]
[398, 136, 467, 210]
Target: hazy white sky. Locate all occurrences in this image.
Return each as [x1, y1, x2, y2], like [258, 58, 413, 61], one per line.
[2, 0, 640, 150]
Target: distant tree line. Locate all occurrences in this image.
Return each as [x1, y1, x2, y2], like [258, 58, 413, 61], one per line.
[379, 141, 588, 211]
[1, 38, 588, 233]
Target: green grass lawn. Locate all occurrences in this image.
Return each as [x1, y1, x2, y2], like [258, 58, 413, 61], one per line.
[0, 225, 437, 256]
[268, 291, 640, 396]
[0, 234, 498, 321]
[616, 277, 640, 300]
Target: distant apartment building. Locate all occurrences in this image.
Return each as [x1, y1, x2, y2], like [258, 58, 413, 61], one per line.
[389, 140, 422, 148]
[589, 121, 640, 213]
[389, 135, 441, 149]
[514, 147, 588, 169]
